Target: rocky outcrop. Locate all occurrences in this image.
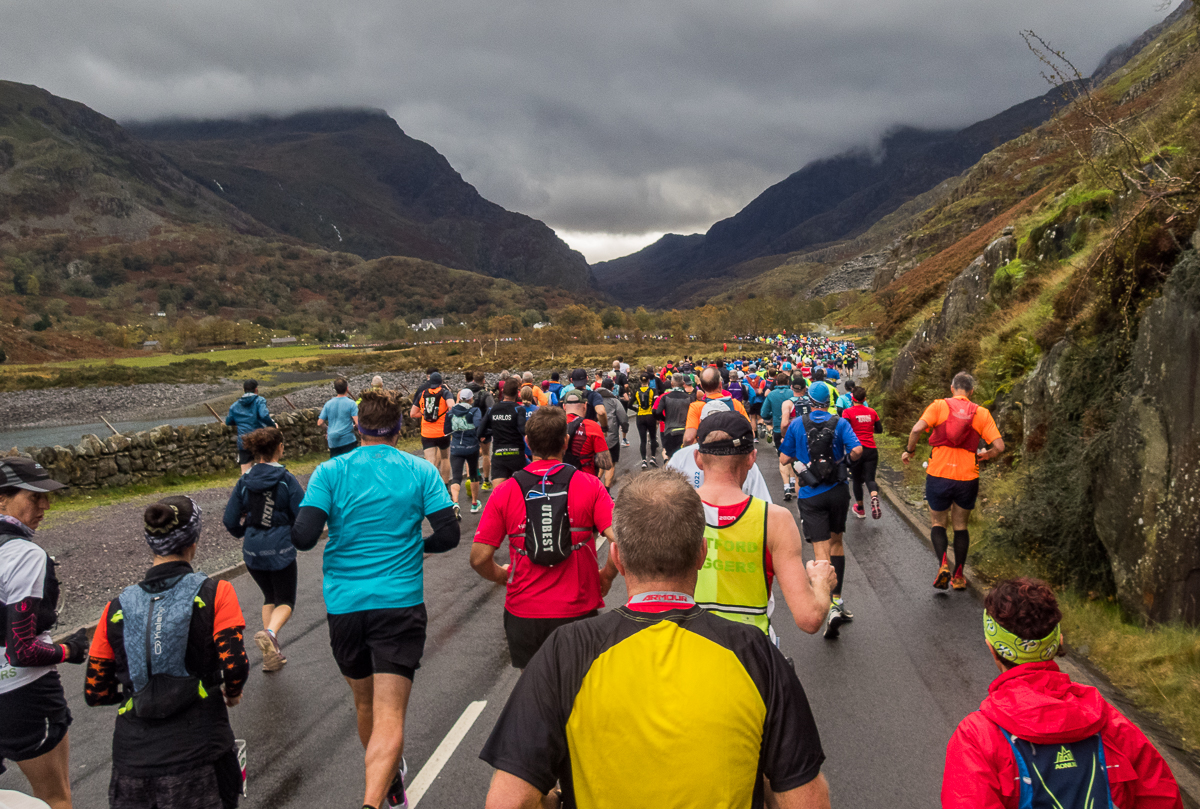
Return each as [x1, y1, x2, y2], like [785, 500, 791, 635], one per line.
[886, 229, 1017, 393]
[809, 252, 889, 298]
[1091, 248, 1200, 625]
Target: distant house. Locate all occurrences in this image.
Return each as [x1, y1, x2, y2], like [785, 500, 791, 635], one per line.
[532, 322, 549, 330]
[271, 336, 298, 345]
[155, 312, 167, 317]
[416, 317, 444, 331]
[142, 340, 160, 350]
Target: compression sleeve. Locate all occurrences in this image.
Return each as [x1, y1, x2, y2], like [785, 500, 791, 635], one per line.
[215, 626, 249, 698]
[4, 598, 66, 667]
[424, 506, 461, 554]
[290, 506, 328, 551]
[85, 657, 122, 706]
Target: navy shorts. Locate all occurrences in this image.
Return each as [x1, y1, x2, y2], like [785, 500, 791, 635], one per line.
[925, 475, 980, 511]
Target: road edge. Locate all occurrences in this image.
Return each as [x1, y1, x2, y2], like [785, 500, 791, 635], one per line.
[878, 479, 1200, 808]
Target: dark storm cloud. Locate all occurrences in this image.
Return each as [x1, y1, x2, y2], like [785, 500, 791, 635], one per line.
[0, 0, 1169, 251]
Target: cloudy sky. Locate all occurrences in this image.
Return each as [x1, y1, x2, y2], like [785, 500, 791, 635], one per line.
[0, 1, 1169, 261]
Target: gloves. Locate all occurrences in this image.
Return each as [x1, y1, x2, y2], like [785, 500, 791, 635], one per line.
[61, 628, 90, 664]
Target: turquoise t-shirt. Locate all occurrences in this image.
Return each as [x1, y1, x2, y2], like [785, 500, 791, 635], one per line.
[301, 444, 454, 613]
[319, 396, 359, 449]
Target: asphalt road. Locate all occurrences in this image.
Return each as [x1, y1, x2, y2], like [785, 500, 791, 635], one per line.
[1, 433, 1001, 808]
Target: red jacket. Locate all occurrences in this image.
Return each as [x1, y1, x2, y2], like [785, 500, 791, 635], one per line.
[943, 662, 1182, 809]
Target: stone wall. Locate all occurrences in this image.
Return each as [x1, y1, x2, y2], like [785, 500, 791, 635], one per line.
[3, 409, 327, 489]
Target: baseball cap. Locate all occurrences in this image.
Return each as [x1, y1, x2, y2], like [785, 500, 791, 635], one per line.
[809, 381, 831, 404]
[569, 368, 588, 383]
[458, 388, 474, 402]
[561, 390, 586, 405]
[429, 372, 443, 385]
[0, 457, 67, 493]
[696, 411, 755, 455]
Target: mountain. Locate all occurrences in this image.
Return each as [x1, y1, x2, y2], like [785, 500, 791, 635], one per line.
[129, 110, 593, 291]
[593, 85, 1072, 307]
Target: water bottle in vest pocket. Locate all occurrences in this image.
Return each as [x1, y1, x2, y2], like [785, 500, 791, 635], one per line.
[422, 389, 443, 422]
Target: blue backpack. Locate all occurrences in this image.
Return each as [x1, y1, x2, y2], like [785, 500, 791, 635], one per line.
[995, 722, 1114, 809]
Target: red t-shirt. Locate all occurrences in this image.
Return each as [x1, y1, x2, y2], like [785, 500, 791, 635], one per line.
[566, 413, 609, 475]
[473, 460, 614, 619]
[842, 403, 881, 449]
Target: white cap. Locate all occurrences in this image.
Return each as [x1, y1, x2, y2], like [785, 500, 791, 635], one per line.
[458, 389, 475, 402]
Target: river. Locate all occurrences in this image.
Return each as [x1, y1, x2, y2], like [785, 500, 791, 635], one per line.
[0, 416, 219, 452]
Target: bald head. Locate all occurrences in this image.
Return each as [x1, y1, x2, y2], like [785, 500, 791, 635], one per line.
[699, 367, 722, 394]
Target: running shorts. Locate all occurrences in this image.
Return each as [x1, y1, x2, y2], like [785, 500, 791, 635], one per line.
[925, 475, 980, 511]
[421, 435, 451, 451]
[237, 448, 254, 465]
[450, 452, 480, 485]
[247, 562, 298, 608]
[749, 402, 762, 416]
[329, 440, 359, 458]
[662, 434, 684, 460]
[503, 609, 598, 669]
[327, 604, 428, 680]
[490, 449, 525, 480]
[0, 671, 71, 774]
[109, 748, 241, 809]
[797, 484, 851, 543]
[772, 431, 782, 450]
[608, 441, 621, 465]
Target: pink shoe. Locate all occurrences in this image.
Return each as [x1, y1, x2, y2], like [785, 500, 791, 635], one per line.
[852, 503, 866, 519]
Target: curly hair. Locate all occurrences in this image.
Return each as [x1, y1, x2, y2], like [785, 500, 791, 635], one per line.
[242, 427, 284, 461]
[984, 577, 1062, 641]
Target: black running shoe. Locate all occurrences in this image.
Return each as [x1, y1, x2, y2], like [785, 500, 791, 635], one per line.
[386, 758, 408, 808]
[824, 603, 845, 640]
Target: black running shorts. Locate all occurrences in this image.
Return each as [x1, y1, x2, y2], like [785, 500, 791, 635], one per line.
[925, 475, 980, 511]
[503, 609, 598, 669]
[327, 604, 428, 680]
[450, 452, 480, 484]
[490, 450, 525, 480]
[662, 434, 684, 460]
[749, 402, 762, 416]
[0, 672, 71, 774]
[237, 448, 254, 465]
[797, 484, 851, 543]
[608, 442, 621, 465]
[109, 748, 241, 809]
[247, 562, 298, 609]
[421, 435, 451, 451]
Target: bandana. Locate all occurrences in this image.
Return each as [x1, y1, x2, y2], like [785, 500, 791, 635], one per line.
[0, 514, 35, 539]
[983, 610, 1062, 664]
[358, 419, 402, 437]
[144, 497, 202, 556]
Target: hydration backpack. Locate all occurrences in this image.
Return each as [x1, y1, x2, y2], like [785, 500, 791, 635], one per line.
[511, 463, 591, 566]
[929, 397, 981, 451]
[802, 414, 845, 485]
[421, 388, 444, 422]
[244, 481, 288, 529]
[994, 722, 1115, 809]
[562, 419, 587, 470]
[450, 410, 475, 434]
[634, 387, 654, 415]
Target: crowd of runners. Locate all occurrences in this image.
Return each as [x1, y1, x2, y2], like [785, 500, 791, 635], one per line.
[0, 333, 1185, 809]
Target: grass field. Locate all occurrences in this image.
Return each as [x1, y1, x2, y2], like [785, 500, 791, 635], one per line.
[7, 344, 352, 372]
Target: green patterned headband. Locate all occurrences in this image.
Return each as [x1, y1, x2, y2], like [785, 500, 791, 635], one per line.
[983, 610, 1062, 664]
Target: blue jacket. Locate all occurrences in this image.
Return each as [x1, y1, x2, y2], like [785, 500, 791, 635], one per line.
[226, 393, 276, 449]
[223, 462, 304, 571]
[443, 404, 482, 456]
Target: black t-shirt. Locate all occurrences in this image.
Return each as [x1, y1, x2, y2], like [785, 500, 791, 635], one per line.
[479, 400, 527, 450]
[480, 606, 824, 807]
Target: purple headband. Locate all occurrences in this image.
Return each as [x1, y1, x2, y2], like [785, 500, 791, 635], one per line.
[358, 419, 402, 437]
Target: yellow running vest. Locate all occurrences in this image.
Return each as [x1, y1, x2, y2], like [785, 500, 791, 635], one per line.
[695, 497, 770, 634]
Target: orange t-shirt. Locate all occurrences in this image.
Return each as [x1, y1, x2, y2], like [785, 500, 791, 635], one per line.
[685, 396, 748, 430]
[416, 387, 451, 439]
[523, 384, 549, 407]
[920, 396, 1001, 481]
[89, 579, 245, 660]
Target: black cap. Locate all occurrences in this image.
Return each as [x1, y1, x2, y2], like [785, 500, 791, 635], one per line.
[695, 412, 756, 456]
[570, 368, 588, 382]
[0, 457, 67, 492]
[429, 372, 443, 384]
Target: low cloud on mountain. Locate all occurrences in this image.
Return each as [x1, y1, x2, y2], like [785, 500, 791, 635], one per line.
[0, 0, 1168, 260]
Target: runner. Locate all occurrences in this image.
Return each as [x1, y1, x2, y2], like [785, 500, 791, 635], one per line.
[291, 390, 460, 809]
[632, 374, 659, 468]
[779, 381, 863, 640]
[693, 411, 836, 639]
[745, 366, 766, 438]
[682, 367, 748, 446]
[595, 378, 628, 489]
[479, 379, 527, 487]
[519, 372, 549, 407]
[409, 371, 454, 484]
[467, 371, 495, 491]
[834, 381, 855, 416]
[470, 407, 617, 670]
[843, 387, 883, 521]
[759, 372, 793, 453]
[902, 372, 1004, 591]
[221, 427, 304, 672]
[563, 369, 608, 431]
[561, 391, 613, 478]
[666, 401, 774, 501]
[777, 376, 815, 502]
[942, 578, 1183, 809]
[318, 377, 360, 458]
[86, 496, 249, 809]
[225, 379, 277, 474]
[654, 373, 691, 462]
[444, 388, 484, 516]
[480, 470, 830, 809]
[0, 458, 85, 809]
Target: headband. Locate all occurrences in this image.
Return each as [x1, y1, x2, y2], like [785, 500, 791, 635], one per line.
[358, 419, 402, 437]
[144, 498, 202, 556]
[983, 610, 1062, 665]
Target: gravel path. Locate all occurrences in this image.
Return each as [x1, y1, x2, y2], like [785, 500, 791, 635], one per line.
[0, 383, 241, 429]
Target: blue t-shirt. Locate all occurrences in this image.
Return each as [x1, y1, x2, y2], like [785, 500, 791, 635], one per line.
[779, 410, 861, 499]
[301, 445, 454, 613]
[319, 396, 359, 449]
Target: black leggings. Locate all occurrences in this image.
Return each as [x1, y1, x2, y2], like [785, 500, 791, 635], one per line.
[248, 562, 298, 608]
[636, 416, 658, 460]
[850, 447, 879, 503]
[450, 452, 480, 485]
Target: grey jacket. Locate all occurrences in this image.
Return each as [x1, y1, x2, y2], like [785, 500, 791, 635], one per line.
[597, 387, 628, 447]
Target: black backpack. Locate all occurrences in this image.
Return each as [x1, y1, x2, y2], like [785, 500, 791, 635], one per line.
[802, 414, 845, 485]
[512, 463, 587, 566]
[562, 419, 586, 470]
[421, 388, 443, 422]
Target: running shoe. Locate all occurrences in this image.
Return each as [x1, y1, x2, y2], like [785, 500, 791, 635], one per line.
[481, 480, 493, 491]
[783, 485, 794, 502]
[648, 458, 657, 468]
[951, 573, 968, 591]
[254, 630, 286, 673]
[824, 603, 845, 640]
[454, 504, 462, 522]
[622, 438, 630, 447]
[933, 563, 951, 590]
[641, 460, 648, 469]
[470, 501, 481, 514]
[834, 599, 854, 622]
[852, 502, 866, 519]
[871, 493, 882, 520]
[386, 757, 409, 809]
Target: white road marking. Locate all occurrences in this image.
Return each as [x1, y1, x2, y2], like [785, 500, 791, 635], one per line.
[407, 700, 488, 807]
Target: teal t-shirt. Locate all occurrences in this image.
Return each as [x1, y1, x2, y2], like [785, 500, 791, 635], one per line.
[319, 396, 359, 449]
[301, 444, 454, 613]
